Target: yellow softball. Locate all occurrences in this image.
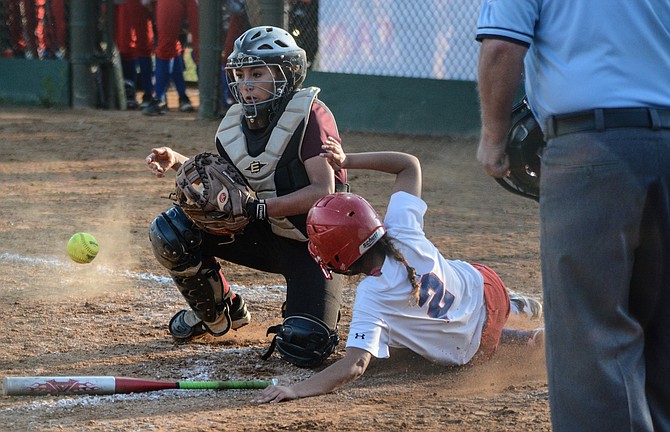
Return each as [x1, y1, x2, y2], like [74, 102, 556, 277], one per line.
[67, 232, 99, 264]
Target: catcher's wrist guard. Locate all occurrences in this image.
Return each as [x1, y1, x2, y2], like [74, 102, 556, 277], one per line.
[246, 199, 267, 222]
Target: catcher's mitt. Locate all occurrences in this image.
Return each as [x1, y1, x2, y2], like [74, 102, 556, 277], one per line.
[496, 97, 545, 202]
[174, 152, 254, 235]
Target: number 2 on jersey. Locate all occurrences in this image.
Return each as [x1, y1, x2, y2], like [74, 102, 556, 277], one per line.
[418, 273, 454, 320]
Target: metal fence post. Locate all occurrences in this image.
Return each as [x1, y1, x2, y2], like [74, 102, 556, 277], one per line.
[246, 0, 287, 29]
[198, 0, 223, 119]
[69, 0, 98, 108]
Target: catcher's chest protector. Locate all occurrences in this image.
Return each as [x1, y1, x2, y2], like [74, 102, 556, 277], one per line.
[215, 87, 321, 241]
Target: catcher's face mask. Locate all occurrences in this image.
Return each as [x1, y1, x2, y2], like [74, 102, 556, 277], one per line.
[229, 65, 286, 119]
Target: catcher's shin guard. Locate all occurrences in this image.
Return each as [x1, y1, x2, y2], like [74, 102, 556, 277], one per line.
[171, 262, 235, 335]
[150, 205, 250, 337]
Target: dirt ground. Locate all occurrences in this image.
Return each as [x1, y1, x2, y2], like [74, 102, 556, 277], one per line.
[0, 90, 549, 432]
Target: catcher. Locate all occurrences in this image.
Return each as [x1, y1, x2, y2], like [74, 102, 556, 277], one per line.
[146, 26, 346, 367]
[253, 141, 544, 403]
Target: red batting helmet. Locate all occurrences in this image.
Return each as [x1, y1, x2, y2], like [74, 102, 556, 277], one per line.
[307, 193, 386, 279]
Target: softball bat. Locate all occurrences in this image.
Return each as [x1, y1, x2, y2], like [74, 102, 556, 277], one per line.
[2, 376, 278, 396]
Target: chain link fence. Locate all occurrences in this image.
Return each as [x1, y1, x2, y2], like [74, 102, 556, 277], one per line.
[287, 0, 480, 81]
[0, 0, 68, 60]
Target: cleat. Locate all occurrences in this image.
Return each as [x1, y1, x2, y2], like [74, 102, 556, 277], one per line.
[230, 294, 251, 330]
[168, 294, 250, 340]
[124, 80, 138, 110]
[142, 99, 168, 116]
[509, 291, 543, 320]
[500, 327, 545, 348]
[178, 95, 195, 113]
[139, 94, 153, 110]
[169, 309, 206, 339]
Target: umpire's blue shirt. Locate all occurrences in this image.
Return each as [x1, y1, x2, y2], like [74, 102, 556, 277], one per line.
[475, 0, 670, 124]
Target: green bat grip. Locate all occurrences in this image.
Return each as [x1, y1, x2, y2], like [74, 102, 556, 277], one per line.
[176, 379, 278, 390]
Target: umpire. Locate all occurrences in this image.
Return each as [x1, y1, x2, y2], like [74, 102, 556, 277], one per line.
[475, 1, 670, 431]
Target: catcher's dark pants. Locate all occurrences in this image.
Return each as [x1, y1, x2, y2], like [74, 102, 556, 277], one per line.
[200, 220, 343, 330]
[540, 128, 670, 432]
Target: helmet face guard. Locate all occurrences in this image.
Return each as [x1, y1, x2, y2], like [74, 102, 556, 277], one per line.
[306, 193, 386, 279]
[308, 241, 334, 280]
[225, 61, 289, 119]
[225, 26, 307, 119]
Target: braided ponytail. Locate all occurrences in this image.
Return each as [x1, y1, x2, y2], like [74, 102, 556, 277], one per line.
[377, 236, 421, 305]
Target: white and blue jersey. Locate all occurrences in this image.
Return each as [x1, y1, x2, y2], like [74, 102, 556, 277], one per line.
[476, 0, 670, 124]
[345, 192, 486, 366]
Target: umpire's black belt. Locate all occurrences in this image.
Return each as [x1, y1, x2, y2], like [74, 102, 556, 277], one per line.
[547, 107, 670, 138]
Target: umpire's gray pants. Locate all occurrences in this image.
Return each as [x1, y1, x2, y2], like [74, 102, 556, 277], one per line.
[540, 128, 670, 432]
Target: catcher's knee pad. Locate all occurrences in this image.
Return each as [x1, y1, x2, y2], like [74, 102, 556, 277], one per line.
[172, 261, 233, 327]
[262, 315, 339, 368]
[149, 205, 202, 272]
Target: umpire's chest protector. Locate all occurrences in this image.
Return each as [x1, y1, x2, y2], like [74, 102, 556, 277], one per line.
[214, 87, 320, 241]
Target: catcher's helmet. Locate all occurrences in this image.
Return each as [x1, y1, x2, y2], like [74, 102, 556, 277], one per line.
[225, 26, 307, 119]
[306, 193, 385, 279]
[496, 97, 545, 202]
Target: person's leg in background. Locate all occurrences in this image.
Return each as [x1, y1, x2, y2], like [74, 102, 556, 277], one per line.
[143, 0, 184, 115]
[172, 0, 200, 113]
[7, 0, 24, 57]
[132, 0, 155, 108]
[186, 0, 199, 69]
[50, 0, 66, 57]
[8, 0, 39, 58]
[23, 0, 39, 59]
[115, 0, 139, 109]
[41, 0, 65, 59]
[170, 50, 194, 112]
[35, 0, 49, 58]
